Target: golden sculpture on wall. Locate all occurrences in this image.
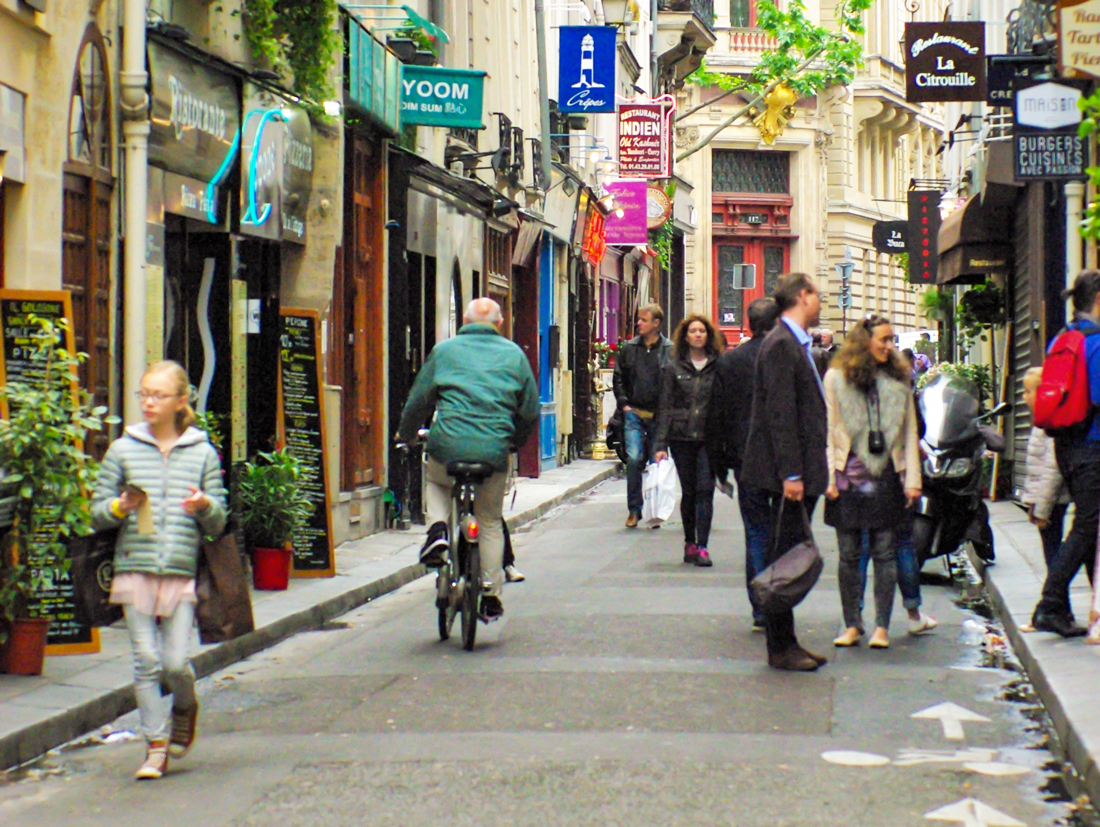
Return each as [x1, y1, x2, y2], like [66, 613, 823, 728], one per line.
[749, 84, 798, 145]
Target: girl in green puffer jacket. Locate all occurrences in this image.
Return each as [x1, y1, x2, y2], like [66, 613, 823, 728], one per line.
[91, 361, 227, 780]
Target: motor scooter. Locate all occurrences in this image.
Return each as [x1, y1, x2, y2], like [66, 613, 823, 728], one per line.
[912, 372, 1009, 568]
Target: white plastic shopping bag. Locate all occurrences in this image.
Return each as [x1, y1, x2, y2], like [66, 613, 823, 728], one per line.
[642, 458, 680, 524]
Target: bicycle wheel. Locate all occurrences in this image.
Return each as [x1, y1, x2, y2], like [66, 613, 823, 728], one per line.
[461, 543, 481, 651]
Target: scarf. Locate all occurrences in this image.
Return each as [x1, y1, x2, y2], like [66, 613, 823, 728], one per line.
[832, 370, 911, 478]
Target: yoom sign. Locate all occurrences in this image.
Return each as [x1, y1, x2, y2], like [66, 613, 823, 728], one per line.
[904, 22, 986, 102]
[400, 66, 487, 129]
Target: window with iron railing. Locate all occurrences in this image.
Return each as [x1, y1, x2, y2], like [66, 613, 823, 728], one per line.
[658, 0, 716, 31]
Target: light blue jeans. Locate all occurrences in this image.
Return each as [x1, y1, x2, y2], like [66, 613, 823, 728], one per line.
[124, 602, 197, 742]
[625, 410, 657, 515]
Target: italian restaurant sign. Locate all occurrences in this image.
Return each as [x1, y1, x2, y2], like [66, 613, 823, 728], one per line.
[617, 99, 673, 178]
[1059, 0, 1100, 80]
[400, 66, 486, 129]
[872, 221, 908, 254]
[558, 26, 617, 113]
[904, 22, 986, 102]
[1014, 79, 1088, 181]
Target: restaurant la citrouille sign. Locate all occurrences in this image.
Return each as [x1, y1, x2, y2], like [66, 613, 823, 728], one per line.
[1059, 0, 1100, 80]
[904, 22, 987, 102]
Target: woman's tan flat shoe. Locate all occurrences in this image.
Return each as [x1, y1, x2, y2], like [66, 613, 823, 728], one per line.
[833, 627, 862, 647]
[868, 628, 890, 649]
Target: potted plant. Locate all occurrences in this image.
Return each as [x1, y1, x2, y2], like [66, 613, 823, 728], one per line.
[0, 318, 115, 674]
[232, 449, 314, 590]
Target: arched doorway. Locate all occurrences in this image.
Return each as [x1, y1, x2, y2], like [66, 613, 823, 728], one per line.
[62, 25, 114, 457]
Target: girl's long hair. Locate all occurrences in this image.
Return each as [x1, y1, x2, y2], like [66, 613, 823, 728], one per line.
[670, 313, 724, 360]
[145, 360, 197, 434]
[831, 314, 909, 391]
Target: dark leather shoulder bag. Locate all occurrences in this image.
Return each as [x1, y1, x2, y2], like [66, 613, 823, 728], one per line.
[750, 499, 824, 614]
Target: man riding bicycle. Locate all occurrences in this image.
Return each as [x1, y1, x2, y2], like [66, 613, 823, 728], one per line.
[397, 297, 539, 620]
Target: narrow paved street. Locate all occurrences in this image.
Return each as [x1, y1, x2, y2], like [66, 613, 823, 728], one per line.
[0, 478, 1089, 827]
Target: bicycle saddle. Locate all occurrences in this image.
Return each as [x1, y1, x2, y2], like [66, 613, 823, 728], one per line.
[446, 460, 495, 482]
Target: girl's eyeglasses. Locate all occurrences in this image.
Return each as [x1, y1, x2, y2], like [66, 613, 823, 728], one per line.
[135, 391, 181, 403]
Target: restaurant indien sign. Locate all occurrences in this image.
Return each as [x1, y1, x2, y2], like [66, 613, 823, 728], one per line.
[617, 96, 674, 179]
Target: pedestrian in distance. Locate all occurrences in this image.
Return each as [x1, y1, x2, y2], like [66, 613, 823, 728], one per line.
[1030, 270, 1100, 638]
[741, 273, 830, 671]
[709, 297, 781, 631]
[91, 361, 228, 780]
[811, 328, 833, 379]
[397, 298, 540, 621]
[1020, 366, 1070, 569]
[824, 314, 922, 650]
[613, 304, 673, 528]
[654, 314, 723, 567]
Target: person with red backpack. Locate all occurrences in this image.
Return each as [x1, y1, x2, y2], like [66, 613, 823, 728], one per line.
[1030, 270, 1100, 637]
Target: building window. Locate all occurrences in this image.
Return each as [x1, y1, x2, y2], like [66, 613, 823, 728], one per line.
[729, 0, 753, 26]
[712, 150, 789, 194]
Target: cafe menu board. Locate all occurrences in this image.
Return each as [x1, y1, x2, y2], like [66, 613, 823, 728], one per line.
[278, 309, 335, 577]
[0, 289, 100, 654]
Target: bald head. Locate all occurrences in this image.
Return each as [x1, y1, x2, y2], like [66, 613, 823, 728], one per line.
[464, 297, 503, 328]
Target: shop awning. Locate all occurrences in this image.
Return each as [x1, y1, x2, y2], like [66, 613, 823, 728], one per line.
[937, 193, 1014, 285]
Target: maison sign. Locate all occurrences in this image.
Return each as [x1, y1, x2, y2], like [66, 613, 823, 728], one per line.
[1058, 0, 1100, 80]
[1014, 78, 1089, 181]
[904, 22, 986, 102]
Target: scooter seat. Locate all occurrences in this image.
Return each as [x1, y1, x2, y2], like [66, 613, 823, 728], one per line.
[446, 461, 496, 482]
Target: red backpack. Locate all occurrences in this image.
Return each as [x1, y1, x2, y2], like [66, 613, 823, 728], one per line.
[1034, 327, 1099, 432]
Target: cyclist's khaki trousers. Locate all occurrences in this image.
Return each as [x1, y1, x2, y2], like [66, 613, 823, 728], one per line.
[425, 455, 508, 597]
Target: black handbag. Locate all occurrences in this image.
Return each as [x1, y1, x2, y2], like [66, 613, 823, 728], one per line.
[69, 528, 123, 628]
[751, 499, 824, 614]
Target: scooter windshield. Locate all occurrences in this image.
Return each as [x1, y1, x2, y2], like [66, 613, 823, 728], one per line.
[918, 373, 981, 449]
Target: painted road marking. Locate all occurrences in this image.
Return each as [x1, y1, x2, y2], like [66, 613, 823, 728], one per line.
[963, 762, 1031, 777]
[912, 702, 992, 740]
[924, 798, 1026, 827]
[821, 750, 890, 766]
[894, 748, 997, 767]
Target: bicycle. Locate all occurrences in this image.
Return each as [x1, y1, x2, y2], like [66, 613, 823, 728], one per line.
[397, 430, 492, 651]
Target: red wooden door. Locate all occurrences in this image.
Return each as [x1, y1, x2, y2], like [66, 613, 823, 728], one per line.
[714, 238, 789, 344]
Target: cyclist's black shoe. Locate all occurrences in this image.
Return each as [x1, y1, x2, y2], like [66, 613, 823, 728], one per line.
[480, 595, 504, 622]
[420, 521, 449, 569]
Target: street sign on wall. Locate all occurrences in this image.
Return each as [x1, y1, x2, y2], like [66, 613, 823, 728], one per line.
[1059, 0, 1100, 80]
[907, 190, 942, 284]
[618, 100, 673, 178]
[558, 26, 617, 113]
[904, 22, 986, 102]
[1014, 79, 1089, 181]
[400, 66, 486, 128]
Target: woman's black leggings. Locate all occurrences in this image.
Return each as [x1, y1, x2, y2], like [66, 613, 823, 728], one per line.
[670, 441, 715, 547]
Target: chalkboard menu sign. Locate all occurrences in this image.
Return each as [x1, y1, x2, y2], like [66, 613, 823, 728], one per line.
[0, 289, 100, 654]
[278, 309, 335, 576]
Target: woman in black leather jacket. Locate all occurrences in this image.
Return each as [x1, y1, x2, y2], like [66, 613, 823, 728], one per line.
[654, 314, 724, 567]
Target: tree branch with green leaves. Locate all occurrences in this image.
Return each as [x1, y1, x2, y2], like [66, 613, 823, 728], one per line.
[677, 0, 873, 162]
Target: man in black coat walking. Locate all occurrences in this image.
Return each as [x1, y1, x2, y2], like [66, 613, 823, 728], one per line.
[710, 298, 780, 631]
[741, 273, 829, 672]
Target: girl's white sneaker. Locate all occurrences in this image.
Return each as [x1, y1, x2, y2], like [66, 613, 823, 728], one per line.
[908, 612, 938, 635]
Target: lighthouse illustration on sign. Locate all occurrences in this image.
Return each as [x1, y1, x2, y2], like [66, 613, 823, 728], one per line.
[572, 34, 605, 89]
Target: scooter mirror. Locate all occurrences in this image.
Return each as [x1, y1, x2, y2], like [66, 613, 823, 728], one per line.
[978, 401, 1011, 420]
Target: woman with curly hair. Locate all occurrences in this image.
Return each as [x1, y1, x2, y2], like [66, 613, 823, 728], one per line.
[825, 314, 921, 650]
[654, 314, 724, 567]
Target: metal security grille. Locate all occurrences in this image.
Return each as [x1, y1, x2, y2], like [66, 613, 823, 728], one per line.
[712, 150, 789, 193]
[1011, 192, 1034, 497]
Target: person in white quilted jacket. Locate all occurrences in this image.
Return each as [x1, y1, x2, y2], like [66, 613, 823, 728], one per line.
[1021, 367, 1071, 568]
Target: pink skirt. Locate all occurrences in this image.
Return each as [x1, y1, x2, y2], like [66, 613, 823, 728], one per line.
[109, 573, 196, 618]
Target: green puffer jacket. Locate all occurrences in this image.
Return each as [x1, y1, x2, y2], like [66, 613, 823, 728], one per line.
[91, 424, 228, 578]
[397, 323, 540, 472]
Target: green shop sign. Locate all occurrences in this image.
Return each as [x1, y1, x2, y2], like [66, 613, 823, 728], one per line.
[400, 66, 486, 128]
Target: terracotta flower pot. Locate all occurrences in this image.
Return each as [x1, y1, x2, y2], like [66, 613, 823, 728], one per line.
[252, 546, 292, 591]
[0, 617, 50, 676]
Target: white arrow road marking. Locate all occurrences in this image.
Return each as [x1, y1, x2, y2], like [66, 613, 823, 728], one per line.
[894, 748, 997, 767]
[912, 702, 991, 740]
[924, 798, 1026, 827]
[963, 762, 1031, 777]
[821, 750, 890, 766]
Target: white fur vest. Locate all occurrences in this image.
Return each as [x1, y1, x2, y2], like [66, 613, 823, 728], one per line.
[830, 369, 912, 478]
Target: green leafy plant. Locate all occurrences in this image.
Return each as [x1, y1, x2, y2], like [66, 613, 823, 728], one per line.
[392, 22, 438, 56]
[917, 362, 994, 411]
[649, 220, 674, 271]
[1079, 91, 1100, 240]
[232, 449, 314, 549]
[678, 0, 873, 159]
[957, 282, 1005, 347]
[919, 287, 950, 321]
[193, 410, 225, 455]
[0, 318, 117, 641]
[242, 0, 339, 114]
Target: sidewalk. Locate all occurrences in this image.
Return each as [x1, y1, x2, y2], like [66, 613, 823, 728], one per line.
[0, 459, 618, 771]
[983, 501, 1100, 805]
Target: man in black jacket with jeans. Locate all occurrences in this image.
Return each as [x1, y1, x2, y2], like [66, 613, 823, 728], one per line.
[710, 298, 780, 630]
[742, 274, 829, 672]
[613, 304, 672, 527]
